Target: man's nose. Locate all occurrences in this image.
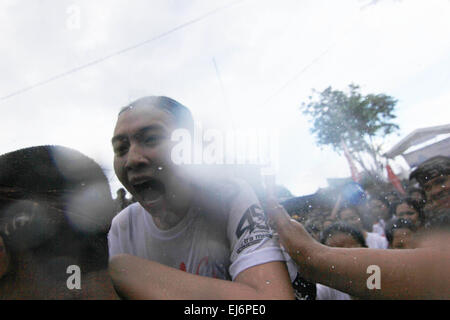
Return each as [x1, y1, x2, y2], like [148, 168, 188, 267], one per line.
[125, 144, 150, 171]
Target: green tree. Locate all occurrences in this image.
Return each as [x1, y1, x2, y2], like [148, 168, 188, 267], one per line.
[301, 84, 399, 178]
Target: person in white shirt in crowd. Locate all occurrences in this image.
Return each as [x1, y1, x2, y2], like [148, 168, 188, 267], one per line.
[368, 196, 392, 237]
[337, 204, 388, 249]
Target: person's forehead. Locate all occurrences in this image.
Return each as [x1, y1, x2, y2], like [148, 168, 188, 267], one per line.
[113, 105, 176, 136]
[397, 203, 414, 211]
[422, 174, 449, 190]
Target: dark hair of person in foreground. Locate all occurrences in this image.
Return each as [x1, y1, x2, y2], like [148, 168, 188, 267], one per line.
[0, 145, 119, 299]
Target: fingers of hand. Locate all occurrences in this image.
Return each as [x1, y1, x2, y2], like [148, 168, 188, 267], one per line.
[266, 202, 291, 230]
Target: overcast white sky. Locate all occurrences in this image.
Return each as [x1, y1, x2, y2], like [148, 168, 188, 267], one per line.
[1, 0, 450, 197]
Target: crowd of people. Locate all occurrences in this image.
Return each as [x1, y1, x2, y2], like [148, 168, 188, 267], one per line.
[0, 95, 449, 300]
[269, 155, 449, 300]
[286, 179, 429, 252]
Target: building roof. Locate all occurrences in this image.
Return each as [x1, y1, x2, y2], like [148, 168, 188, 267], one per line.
[384, 123, 450, 159]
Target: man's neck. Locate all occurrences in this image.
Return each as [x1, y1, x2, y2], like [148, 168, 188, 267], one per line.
[151, 205, 190, 230]
[148, 189, 194, 230]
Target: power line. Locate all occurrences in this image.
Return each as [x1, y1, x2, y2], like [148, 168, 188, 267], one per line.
[0, 0, 248, 103]
[212, 57, 236, 129]
[212, 57, 230, 111]
[260, 42, 337, 107]
[259, 1, 374, 108]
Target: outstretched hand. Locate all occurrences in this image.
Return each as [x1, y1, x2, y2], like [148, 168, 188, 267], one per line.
[263, 175, 320, 262]
[265, 196, 319, 259]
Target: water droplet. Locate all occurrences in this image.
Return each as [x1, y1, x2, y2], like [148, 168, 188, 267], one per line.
[157, 166, 163, 171]
[331, 265, 335, 270]
[265, 280, 271, 285]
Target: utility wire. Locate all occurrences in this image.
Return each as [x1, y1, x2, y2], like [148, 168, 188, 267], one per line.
[212, 57, 236, 130]
[0, 0, 248, 103]
[260, 42, 337, 107]
[259, 0, 376, 108]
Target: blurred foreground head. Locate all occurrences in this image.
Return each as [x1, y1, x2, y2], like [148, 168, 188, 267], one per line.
[0, 145, 116, 299]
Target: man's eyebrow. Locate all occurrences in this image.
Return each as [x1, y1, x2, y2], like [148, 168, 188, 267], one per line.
[111, 124, 167, 144]
[111, 135, 127, 145]
[431, 176, 446, 185]
[135, 124, 167, 137]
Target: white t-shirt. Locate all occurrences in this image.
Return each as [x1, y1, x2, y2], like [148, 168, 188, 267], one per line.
[365, 232, 388, 249]
[316, 284, 352, 300]
[108, 178, 288, 281]
[372, 219, 386, 237]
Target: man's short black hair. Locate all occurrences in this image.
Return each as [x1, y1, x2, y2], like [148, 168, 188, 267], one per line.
[409, 156, 450, 187]
[0, 145, 115, 273]
[320, 222, 367, 247]
[385, 218, 417, 245]
[118, 96, 194, 132]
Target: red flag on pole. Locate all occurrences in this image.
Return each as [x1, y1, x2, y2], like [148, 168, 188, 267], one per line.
[341, 140, 361, 182]
[386, 163, 406, 195]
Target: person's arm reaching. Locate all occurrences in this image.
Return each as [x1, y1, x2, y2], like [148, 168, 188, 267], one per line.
[265, 197, 450, 300]
[109, 255, 294, 300]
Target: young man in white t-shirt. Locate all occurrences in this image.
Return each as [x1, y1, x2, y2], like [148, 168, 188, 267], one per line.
[337, 205, 388, 249]
[108, 96, 294, 299]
